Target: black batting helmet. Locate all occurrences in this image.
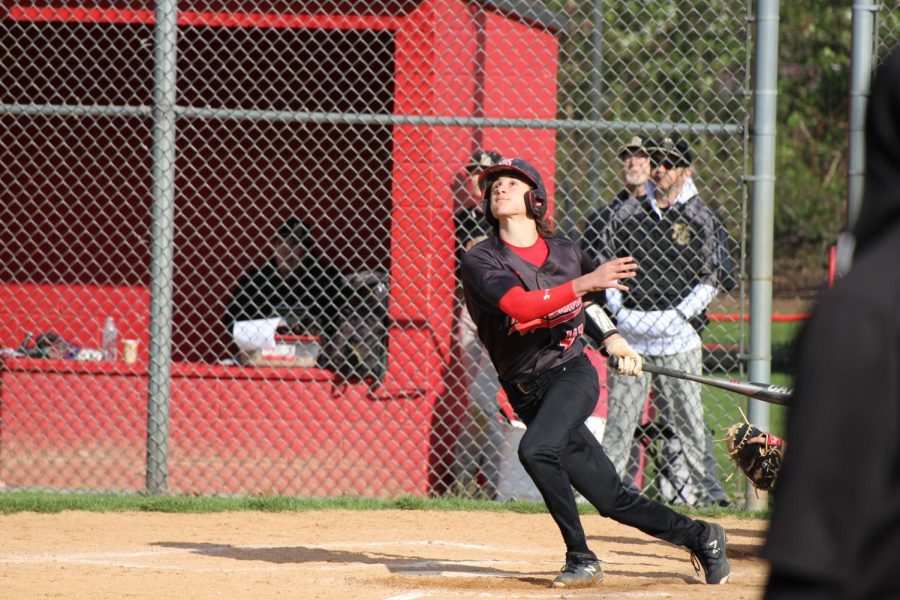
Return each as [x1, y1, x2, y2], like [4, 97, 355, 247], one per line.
[478, 158, 548, 227]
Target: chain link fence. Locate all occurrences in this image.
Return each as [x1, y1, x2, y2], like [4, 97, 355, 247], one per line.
[0, 1, 894, 504]
[876, 3, 900, 62]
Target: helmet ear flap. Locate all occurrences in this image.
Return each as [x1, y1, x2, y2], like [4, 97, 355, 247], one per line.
[526, 189, 547, 220]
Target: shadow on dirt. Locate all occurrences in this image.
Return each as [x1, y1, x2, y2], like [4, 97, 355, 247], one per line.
[152, 541, 549, 583]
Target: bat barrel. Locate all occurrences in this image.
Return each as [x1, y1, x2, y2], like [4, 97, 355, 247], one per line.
[607, 355, 792, 404]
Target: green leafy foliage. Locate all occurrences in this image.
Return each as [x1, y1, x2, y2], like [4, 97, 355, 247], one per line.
[772, 2, 853, 290]
[550, 0, 888, 295]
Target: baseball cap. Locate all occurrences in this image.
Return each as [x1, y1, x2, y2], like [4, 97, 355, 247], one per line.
[465, 149, 503, 172]
[648, 136, 694, 167]
[617, 135, 650, 160]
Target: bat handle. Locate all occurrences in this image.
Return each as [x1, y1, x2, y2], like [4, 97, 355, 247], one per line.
[607, 354, 619, 369]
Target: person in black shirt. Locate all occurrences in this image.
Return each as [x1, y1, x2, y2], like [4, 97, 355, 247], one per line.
[223, 217, 350, 369]
[763, 43, 900, 600]
[584, 136, 732, 507]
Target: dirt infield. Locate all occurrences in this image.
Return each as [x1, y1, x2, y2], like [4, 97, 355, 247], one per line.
[1, 510, 769, 599]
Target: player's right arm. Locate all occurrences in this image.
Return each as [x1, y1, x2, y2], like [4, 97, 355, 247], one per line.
[460, 245, 522, 312]
[463, 244, 636, 320]
[576, 246, 643, 376]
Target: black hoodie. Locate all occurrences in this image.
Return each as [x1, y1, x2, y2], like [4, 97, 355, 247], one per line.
[763, 45, 900, 599]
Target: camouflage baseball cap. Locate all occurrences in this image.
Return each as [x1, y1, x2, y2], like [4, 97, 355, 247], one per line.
[648, 136, 694, 167]
[617, 135, 651, 159]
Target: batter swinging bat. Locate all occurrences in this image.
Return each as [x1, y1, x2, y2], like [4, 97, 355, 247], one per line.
[608, 356, 792, 405]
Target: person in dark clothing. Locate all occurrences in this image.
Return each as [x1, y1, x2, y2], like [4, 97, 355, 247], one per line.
[763, 44, 900, 600]
[583, 135, 732, 507]
[223, 217, 350, 369]
[454, 150, 504, 266]
[461, 157, 730, 588]
[451, 149, 506, 499]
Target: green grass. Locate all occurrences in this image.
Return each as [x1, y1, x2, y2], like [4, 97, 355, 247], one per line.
[0, 490, 768, 519]
[703, 317, 805, 350]
[702, 318, 801, 440]
[0, 491, 547, 515]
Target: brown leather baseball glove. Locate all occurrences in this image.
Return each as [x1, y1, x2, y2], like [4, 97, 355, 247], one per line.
[725, 423, 784, 491]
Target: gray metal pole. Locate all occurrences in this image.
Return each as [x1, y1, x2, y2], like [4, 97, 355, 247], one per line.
[842, 2, 878, 274]
[0, 102, 743, 136]
[145, 0, 179, 494]
[745, 0, 779, 510]
[588, 0, 605, 218]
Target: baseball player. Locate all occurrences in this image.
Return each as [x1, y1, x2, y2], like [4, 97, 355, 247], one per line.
[460, 157, 730, 588]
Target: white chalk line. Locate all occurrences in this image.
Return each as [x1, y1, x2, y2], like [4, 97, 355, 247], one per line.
[0, 540, 686, 575]
[320, 540, 494, 550]
[0, 541, 699, 600]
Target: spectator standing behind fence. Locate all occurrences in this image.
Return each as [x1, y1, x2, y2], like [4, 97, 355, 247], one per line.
[223, 217, 351, 370]
[584, 136, 732, 507]
[582, 135, 654, 484]
[450, 149, 506, 499]
[763, 43, 900, 600]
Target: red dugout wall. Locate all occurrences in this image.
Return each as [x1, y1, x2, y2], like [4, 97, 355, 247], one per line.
[0, 0, 561, 496]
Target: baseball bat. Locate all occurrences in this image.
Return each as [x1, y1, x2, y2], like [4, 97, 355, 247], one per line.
[607, 356, 792, 405]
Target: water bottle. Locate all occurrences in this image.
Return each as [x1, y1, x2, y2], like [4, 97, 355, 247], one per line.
[102, 316, 119, 361]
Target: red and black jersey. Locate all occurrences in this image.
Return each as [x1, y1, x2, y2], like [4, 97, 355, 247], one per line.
[460, 234, 602, 385]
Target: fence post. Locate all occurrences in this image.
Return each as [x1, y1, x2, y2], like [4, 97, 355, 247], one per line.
[845, 3, 879, 243]
[746, 0, 780, 511]
[146, 0, 179, 495]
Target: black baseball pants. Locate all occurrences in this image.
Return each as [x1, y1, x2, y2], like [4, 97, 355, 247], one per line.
[504, 353, 702, 554]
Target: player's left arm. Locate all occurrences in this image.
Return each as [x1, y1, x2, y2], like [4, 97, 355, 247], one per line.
[460, 245, 522, 313]
[581, 302, 643, 376]
[494, 249, 637, 323]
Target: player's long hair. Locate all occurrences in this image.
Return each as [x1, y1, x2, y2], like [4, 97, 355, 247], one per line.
[487, 210, 553, 239]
